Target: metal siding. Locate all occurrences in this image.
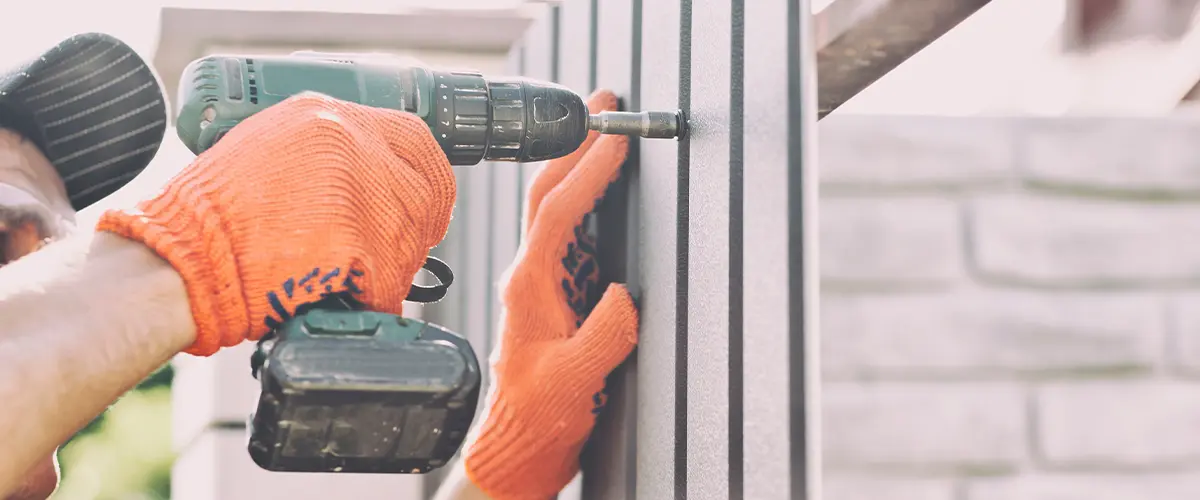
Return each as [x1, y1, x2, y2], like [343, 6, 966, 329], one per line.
[636, 0, 683, 498]
[742, 0, 795, 498]
[519, 5, 558, 236]
[557, 0, 594, 93]
[420, 166, 471, 497]
[547, 6, 597, 498]
[506, 1, 819, 498]
[461, 164, 494, 372]
[794, 1, 822, 498]
[490, 47, 523, 342]
[687, 0, 733, 497]
[552, 6, 594, 500]
[581, 0, 640, 499]
[426, 167, 471, 333]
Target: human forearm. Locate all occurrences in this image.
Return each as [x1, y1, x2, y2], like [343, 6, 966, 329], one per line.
[431, 459, 492, 500]
[0, 231, 194, 494]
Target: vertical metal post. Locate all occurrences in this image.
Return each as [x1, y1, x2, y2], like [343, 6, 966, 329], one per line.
[581, 0, 641, 498]
[512, 1, 820, 498]
[632, 0, 684, 496]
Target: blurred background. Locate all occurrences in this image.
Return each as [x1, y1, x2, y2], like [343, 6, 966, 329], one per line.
[8, 0, 1200, 498]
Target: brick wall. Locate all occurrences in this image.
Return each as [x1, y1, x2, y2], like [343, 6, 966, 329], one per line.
[819, 114, 1200, 500]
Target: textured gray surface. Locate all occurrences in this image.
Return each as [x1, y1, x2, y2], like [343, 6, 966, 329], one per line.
[685, 0, 733, 497]
[418, 167, 471, 494]
[741, 0, 799, 498]
[425, 167, 471, 333]
[635, 0, 682, 497]
[461, 164, 495, 359]
[517, 4, 556, 208]
[556, 0, 592, 93]
[510, 1, 818, 497]
[485, 46, 523, 335]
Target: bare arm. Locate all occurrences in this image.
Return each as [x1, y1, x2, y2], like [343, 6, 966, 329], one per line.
[0, 231, 194, 495]
[0, 228, 495, 499]
[431, 460, 492, 500]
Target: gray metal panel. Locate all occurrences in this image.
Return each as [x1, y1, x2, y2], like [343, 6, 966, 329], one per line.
[421, 166, 471, 497]
[636, 0, 683, 498]
[461, 164, 495, 378]
[686, 0, 733, 497]
[522, 4, 556, 80]
[490, 47, 523, 338]
[518, 4, 558, 235]
[556, 0, 594, 93]
[426, 167, 471, 333]
[795, 1, 822, 497]
[742, 0, 797, 498]
[580, 0, 640, 499]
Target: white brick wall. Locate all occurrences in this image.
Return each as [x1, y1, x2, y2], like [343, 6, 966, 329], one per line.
[823, 382, 1027, 471]
[820, 114, 1200, 499]
[820, 197, 965, 287]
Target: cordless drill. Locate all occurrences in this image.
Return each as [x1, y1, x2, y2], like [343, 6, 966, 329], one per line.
[174, 51, 683, 475]
[175, 51, 683, 162]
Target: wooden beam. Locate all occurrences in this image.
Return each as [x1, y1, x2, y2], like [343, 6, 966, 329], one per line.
[815, 0, 994, 119]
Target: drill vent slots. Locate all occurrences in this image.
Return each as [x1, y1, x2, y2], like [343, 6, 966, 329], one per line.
[246, 58, 259, 105]
[192, 60, 221, 104]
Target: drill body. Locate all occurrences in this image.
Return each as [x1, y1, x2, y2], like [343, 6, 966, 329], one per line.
[176, 52, 591, 165]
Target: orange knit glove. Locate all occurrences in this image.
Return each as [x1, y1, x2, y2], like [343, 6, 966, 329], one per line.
[96, 93, 456, 356]
[464, 90, 639, 500]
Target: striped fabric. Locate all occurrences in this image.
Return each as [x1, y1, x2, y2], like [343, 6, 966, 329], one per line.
[0, 33, 167, 210]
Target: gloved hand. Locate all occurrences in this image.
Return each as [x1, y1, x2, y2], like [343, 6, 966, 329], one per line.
[96, 93, 457, 356]
[464, 89, 639, 500]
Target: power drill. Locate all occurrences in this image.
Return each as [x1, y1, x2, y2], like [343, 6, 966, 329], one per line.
[175, 51, 683, 161]
[173, 51, 683, 475]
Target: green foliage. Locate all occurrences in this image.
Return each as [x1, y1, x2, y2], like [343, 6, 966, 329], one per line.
[53, 364, 175, 500]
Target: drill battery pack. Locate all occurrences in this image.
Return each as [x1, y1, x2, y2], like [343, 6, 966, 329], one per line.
[246, 309, 481, 474]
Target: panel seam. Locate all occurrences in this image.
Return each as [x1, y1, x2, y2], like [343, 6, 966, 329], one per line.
[728, 0, 746, 497]
[589, 0, 600, 91]
[485, 163, 496, 356]
[675, 0, 693, 498]
[551, 5, 562, 82]
[516, 43, 527, 243]
[628, 4, 644, 496]
[786, 0, 809, 497]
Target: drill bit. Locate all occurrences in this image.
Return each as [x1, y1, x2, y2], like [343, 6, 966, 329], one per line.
[588, 110, 684, 139]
